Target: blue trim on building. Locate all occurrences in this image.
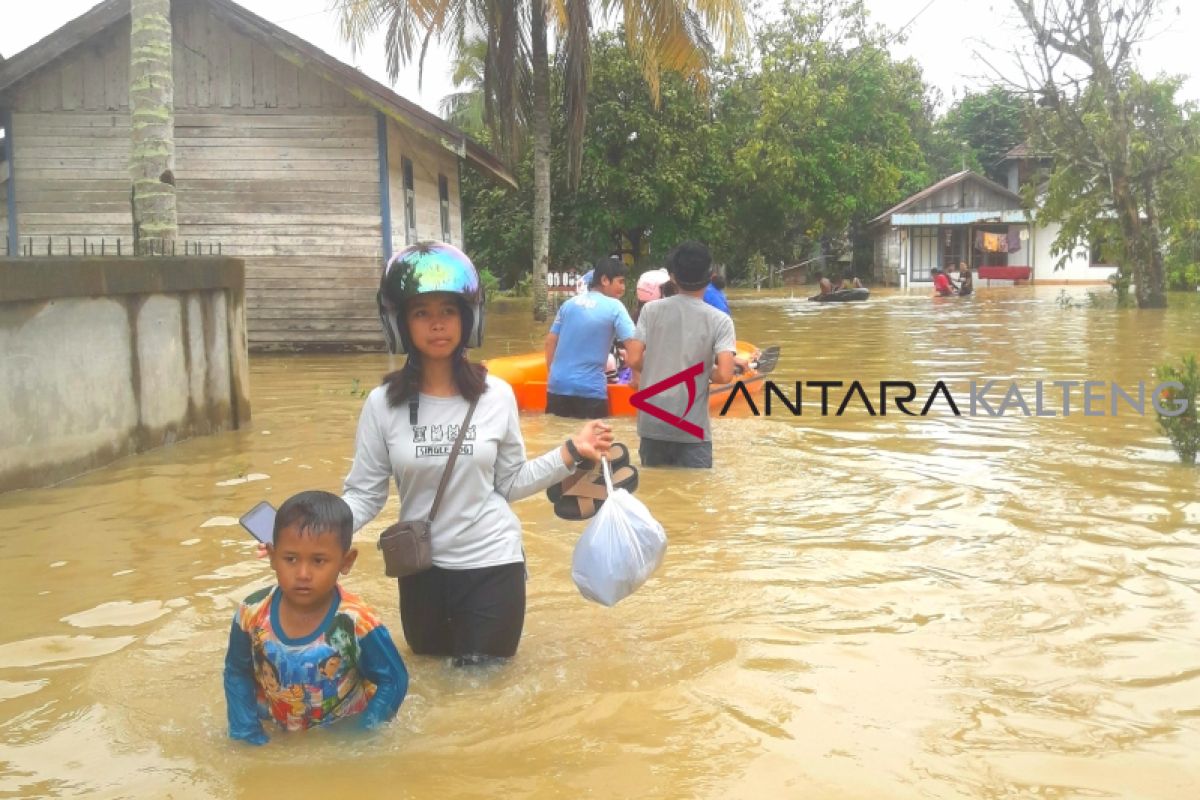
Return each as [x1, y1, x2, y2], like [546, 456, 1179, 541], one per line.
[891, 210, 1027, 226]
[1, 109, 16, 256]
[376, 111, 393, 261]
[456, 158, 463, 248]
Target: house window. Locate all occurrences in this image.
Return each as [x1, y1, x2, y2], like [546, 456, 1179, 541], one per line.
[942, 227, 967, 270]
[438, 174, 451, 242]
[911, 226, 939, 280]
[402, 157, 416, 244]
[1089, 230, 1119, 268]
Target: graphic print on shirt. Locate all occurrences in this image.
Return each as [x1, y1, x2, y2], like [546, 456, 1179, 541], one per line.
[236, 590, 380, 732]
[412, 423, 477, 459]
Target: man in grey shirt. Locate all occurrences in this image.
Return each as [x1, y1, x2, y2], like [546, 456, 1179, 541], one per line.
[624, 242, 736, 468]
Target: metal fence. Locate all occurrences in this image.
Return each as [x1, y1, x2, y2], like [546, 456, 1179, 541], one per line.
[3, 236, 223, 258]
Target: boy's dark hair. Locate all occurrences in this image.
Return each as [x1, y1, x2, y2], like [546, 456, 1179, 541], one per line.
[710, 272, 726, 290]
[589, 255, 628, 288]
[665, 241, 712, 291]
[273, 490, 354, 551]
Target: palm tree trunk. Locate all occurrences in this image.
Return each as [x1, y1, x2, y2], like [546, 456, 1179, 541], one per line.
[529, 0, 551, 322]
[129, 0, 177, 255]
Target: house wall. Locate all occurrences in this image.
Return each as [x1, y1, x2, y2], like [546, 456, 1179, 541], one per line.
[1032, 221, 1116, 284]
[172, 2, 383, 348]
[386, 118, 463, 251]
[872, 229, 901, 285]
[4, 23, 134, 247]
[908, 177, 1017, 214]
[0, 2, 472, 350]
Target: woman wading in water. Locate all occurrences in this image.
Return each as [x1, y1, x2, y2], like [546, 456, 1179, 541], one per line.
[342, 242, 612, 665]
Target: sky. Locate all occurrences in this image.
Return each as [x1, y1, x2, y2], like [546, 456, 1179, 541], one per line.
[3, 0, 1199, 118]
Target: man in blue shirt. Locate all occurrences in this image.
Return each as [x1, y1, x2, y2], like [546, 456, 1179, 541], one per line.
[702, 272, 730, 314]
[545, 257, 637, 418]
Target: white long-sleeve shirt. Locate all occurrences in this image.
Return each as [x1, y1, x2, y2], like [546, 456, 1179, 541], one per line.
[342, 375, 573, 569]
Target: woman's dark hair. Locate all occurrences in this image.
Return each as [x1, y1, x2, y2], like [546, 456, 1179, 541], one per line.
[660, 280, 679, 298]
[710, 272, 726, 290]
[383, 296, 488, 407]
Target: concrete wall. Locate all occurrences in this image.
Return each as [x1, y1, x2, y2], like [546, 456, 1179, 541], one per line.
[0, 257, 250, 492]
[1032, 221, 1118, 284]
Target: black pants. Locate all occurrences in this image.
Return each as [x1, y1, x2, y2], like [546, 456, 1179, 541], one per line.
[398, 562, 526, 662]
[546, 392, 610, 419]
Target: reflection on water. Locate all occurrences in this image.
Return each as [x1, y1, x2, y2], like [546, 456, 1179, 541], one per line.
[1, 286, 1198, 798]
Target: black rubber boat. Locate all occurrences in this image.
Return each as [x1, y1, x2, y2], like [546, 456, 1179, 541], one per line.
[808, 288, 870, 303]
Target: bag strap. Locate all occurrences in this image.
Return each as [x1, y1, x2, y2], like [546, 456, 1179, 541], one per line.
[427, 397, 478, 523]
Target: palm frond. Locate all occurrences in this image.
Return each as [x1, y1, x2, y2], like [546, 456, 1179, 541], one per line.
[482, 0, 531, 162]
[605, 0, 747, 104]
[338, 0, 463, 84]
[561, 0, 593, 189]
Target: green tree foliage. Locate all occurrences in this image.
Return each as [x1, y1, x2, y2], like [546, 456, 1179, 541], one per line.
[1027, 73, 1198, 303]
[438, 37, 489, 137]
[463, 34, 725, 282]
[571, 34, 726, 265]
[1011, 0, 1200, 308]
[464, 1, 1049, 286]
[1155, 353, 1199, 465]
[926, 88, 1031, 181]
[714, 0, 930, 272]
[1155, 116, 1200, 291]
[341, 0, 744, 322]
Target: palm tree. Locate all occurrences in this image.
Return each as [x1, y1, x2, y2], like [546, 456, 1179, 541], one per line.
[438, 37, 489, 136]
[341, 0, 745, 321]
[129, 0, 177, 255]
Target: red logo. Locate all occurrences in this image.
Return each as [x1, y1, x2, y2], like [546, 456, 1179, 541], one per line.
[629, 362, 706, 439]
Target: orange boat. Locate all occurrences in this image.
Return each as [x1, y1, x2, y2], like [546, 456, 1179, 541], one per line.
[483, 341, 779, 416]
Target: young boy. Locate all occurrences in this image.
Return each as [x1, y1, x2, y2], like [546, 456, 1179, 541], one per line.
[624, 241, 736, 468]
[223, 490, 408, 745]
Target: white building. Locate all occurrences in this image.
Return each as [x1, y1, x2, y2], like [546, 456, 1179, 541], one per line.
[869, 160, 1118, 287]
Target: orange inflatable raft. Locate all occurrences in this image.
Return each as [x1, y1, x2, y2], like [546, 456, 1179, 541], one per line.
[483, 341, 778, 416]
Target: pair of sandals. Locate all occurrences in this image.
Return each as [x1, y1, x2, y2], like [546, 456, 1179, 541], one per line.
[548, 443, 639, 520]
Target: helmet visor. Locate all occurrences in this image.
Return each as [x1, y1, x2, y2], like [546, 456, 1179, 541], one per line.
[381, 243, 481, 308]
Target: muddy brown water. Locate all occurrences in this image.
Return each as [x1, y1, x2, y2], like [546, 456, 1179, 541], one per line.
[1, 286, 1198, 799]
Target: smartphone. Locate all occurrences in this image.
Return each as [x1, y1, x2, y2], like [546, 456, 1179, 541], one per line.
[239, 500, 276, 545]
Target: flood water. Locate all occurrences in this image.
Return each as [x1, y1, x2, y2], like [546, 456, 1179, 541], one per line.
[1, 286, 1199, 799]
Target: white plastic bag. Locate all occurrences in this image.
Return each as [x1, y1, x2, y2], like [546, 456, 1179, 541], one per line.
[571, 458, 667, 606]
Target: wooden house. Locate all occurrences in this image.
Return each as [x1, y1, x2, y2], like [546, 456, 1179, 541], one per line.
[0, 0, 514, 350]
[868, 169, 1117, 287]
